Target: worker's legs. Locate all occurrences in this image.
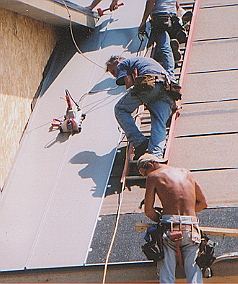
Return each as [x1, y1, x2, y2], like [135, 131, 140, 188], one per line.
[159, 237, 177, 283]
[135, 83, 173, 158]
[154, 31, 176, 82]
[114, 89, 146, 147]
[182, 232, 203, 284]
[147, 99, 171, 157]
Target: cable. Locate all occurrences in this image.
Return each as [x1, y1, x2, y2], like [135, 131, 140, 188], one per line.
[102, 143, 127, 284]
[62, 0, 145, 116]
[62, 0, 105, 69]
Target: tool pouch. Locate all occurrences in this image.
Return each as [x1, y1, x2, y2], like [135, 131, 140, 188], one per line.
[142, 224, 164, 261]
[133, 75, 156, 93]
[152, 14, 172, 32]
[164, 81, 182, 101]
[148, 15, 172, 46]
[196, 232, 216, 277]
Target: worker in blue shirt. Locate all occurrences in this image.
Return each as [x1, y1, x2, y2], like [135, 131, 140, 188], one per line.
[139, 0, 187, 74]
[106, 55, 177, 160]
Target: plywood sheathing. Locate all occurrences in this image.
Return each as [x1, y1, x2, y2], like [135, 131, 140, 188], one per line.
[0, 8, 57, 189]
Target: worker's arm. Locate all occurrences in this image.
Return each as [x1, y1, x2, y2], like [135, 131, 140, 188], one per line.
[144, 176, 160, 222]
[124, 75, 134, 89]
[110, 0, 119, 11]
[87, 0, 102, 10]
[195, 181, 207, 212]
[121, 68, 137, 89]
[138, 0, 155, 33]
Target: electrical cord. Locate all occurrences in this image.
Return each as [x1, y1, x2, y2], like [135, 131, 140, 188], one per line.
[62, 0, 105, 69]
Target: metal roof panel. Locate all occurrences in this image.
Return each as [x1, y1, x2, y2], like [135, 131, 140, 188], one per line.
[169, 134, 238, 169]
[174, 100, 238, 136]
[194, 5, 238, 40]
[192, 169, 238, 206]
[187, 39, 238, 73]
[182, 70, 238, 103]
[201, 0, 238, 8]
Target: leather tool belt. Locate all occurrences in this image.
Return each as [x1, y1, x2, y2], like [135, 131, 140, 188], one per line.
[133, 74, 182, 101]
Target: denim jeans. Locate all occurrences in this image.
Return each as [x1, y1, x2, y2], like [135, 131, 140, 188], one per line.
[154, 31, 176, 82]
[158, 215, 203, 284]
[114, 83, 174, 158]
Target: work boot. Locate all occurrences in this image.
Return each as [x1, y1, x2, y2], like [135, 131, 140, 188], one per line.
[134, 139, 149, 160]
[182, 10, 193, 25]
[170, 39, 181, 62]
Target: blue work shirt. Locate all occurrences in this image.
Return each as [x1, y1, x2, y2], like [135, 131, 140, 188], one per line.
[116, 56, 169, 86]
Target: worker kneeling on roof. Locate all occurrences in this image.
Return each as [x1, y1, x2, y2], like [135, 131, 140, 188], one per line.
[137, 153, 208, 283]
[106, 55, 180, 160]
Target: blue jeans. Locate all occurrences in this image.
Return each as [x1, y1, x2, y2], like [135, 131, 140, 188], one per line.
[159, 215, 203, 284]
[154, 31, 176, 82]
[114, 83, 174, 158]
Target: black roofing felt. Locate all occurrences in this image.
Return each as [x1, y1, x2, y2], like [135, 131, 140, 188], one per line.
[86, 208, 238, 264]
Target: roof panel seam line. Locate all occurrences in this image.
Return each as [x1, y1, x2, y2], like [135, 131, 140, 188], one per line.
[190, 167, 238, 172]
[24, 139, 73, 269]
[187, 68, 238, 75]
[82, 9, 129, 264]
[183, 98, 238, 105]
[194, 36, 238, 42]
[83, 134, 123, 265]
[201, 4, 238, 9]
[176, 131, 238, 138]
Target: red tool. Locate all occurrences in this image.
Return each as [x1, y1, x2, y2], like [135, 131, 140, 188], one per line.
[97, 2, 124, 17]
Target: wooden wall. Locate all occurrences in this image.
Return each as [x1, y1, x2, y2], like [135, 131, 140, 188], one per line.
[0, 8, 57, 190]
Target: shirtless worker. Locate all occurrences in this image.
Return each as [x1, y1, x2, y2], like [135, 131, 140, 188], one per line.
[137, 153, 207, 284]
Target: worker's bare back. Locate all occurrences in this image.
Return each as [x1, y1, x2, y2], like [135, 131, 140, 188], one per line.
[147, 166, 201, 216]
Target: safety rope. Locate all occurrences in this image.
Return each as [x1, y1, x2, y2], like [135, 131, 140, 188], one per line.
[62, 0, 105, 69]
[102, 141, 127, 284]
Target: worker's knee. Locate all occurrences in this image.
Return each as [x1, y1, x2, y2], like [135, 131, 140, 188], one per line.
[114, 102, 124, 119]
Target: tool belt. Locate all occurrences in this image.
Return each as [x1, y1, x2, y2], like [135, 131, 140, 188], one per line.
[133, 74, 182, 101]
[162, 223, 193, 232]
[151, 14, 172, 32]
[149, 14, 187, 44]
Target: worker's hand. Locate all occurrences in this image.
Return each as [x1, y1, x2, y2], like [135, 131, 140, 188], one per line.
[138, 23, 146, 35]
[110, 0, 119, 11]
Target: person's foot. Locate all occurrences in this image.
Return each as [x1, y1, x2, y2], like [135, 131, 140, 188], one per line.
[134, 139, 149, 160]
[182, 10, 193, 25]
[170, 39, 181, 62]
